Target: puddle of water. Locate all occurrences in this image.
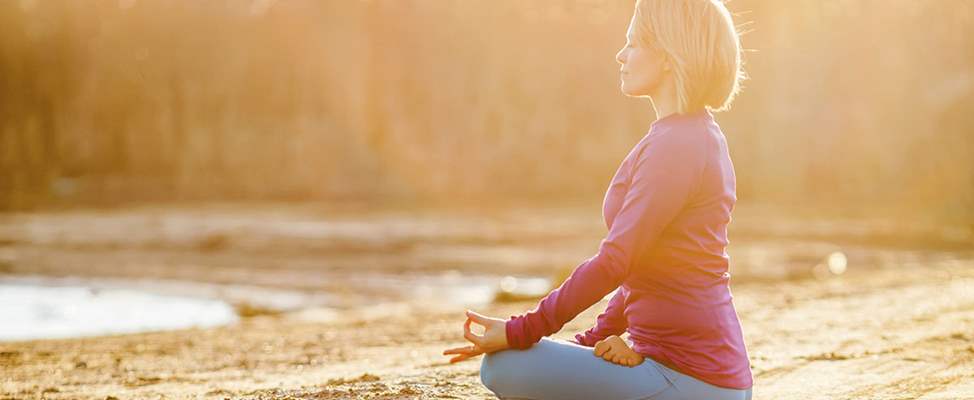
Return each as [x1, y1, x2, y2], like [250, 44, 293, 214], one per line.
[0, 272, 556, 342]
[0, 283, 238, 342]
[1, 275, 337, 312]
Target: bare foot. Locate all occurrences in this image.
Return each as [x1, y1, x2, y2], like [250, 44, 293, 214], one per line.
[593, 335, 644, 367]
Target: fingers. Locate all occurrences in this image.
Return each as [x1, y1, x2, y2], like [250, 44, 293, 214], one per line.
[442, 345, 476, 355]
[450, 351, 481, 363]
[465, 309, 490, 324]
[449, 351, 472, 363]
[463, 319, 484, 346]
[443, 343, 484, 363]
[445, 345, 485, 363]
[444, 311, 499, 364]
[463, 318, 485, 346]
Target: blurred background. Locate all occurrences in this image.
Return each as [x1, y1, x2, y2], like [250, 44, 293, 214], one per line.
[2, 0, 972, 225]
[2, 3, 974, 399]
[1, 0, 973, 341]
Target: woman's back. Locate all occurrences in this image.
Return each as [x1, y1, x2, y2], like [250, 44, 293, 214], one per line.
[608, 110, 750, 389]
[623, 110, 738, 299]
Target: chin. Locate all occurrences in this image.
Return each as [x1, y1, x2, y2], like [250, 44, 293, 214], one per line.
[620, 85, 647, 97]
[620, 83, 633, 96]
[620, 79, 652, 97]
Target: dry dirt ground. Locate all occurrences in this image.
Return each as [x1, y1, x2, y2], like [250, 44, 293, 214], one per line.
[1, 203, 973, 399]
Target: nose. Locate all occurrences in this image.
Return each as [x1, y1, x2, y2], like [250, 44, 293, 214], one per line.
[615, 47, 626, 66]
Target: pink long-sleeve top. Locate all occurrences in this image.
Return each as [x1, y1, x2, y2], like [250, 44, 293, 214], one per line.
[505, 109, 752, 389]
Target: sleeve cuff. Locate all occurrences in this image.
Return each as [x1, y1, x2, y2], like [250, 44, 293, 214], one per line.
[573, 332, 595, 347]
[505, 315, 531, 350]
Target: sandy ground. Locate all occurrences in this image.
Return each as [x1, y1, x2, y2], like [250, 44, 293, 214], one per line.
[1, 203, 973, 399]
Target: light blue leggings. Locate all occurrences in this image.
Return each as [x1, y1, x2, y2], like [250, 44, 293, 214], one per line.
[480, 337, 752, 400]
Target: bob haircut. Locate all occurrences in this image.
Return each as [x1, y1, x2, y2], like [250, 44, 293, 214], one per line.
[632, 0, 745, 114]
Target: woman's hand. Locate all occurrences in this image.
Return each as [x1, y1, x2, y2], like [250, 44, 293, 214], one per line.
[442, 310, 510, 363]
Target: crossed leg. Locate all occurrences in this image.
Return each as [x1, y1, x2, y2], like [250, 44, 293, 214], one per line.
[480, 337, 671, 400]
[479, 337, 753, 400]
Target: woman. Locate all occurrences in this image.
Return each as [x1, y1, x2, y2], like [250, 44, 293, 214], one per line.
[443, 1, 752, 399]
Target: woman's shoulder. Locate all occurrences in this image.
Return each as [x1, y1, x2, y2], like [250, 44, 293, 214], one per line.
[646, 111, 718, 142]
[637, 117, 717, 161]
[625, 115, 720, 194]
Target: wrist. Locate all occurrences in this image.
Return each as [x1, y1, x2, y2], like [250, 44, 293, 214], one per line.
[504, 316, 525, 350]
[573, 332, 593, 347]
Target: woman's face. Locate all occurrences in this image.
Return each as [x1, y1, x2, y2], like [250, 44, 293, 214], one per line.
[615, 16, 669, 97]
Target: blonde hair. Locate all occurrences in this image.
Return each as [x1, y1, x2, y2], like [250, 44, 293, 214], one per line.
[633, 0, 745, 113]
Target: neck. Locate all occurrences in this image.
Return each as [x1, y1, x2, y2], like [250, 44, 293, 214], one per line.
[650, 78, 679, 121]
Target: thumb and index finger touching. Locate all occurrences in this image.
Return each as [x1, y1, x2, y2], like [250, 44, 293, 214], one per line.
[463, 309, 497, 340]
[443, 310, 504, 363]
[465, 309, 492, 324]
[463, 317, 485, 346]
